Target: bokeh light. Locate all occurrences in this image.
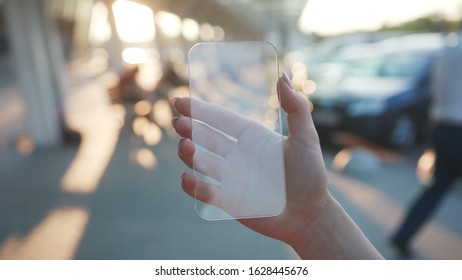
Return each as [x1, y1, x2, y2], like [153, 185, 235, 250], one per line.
[267, 94, 280, 110]
[134, 100, 152, 116]
[122, 47, 147, 65]
[182, 18, 200, 41]
[156, 11, 182, 38]
[152, 99, 173, 129]
[302, 79, 317, 95]
[15, 134, 35, 156]
[134, 148, 158, 170]
[88, 2, 111, 44]
[143, 122, 162, 146]
[112, 0, 155, 43]
[200, 23, 214, 41]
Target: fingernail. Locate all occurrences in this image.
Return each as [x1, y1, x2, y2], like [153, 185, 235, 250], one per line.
[170, 97, 179, 107]
[172, 117, 179, 127]
[178, 138, 184, 149]
[282, 72, 293, 89]
[181, 171, 186, 181]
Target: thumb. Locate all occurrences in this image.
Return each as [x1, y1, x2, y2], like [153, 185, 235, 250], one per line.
[277, 72, 319, 145]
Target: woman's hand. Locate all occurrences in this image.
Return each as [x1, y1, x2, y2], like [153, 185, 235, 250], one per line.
[172, 73, 382, 259]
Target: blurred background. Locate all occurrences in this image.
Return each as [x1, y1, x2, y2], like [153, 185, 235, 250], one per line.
[0, 0, 461, 259]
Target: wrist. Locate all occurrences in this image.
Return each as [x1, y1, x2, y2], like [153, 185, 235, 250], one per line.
[289, 193, 383, 259]
[287, 192, 338, 258]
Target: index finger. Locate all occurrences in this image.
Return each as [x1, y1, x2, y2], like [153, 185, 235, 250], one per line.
[171, 97, 255, 138]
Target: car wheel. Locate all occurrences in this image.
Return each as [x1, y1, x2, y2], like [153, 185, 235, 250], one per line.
[389, 114, 417, 149]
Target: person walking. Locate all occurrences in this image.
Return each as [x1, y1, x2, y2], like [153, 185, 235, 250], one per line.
[391, 32, 462, 256]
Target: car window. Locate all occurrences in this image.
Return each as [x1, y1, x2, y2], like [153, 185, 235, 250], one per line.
[379, 51, 429, 77]
[343, 50, 430, 78]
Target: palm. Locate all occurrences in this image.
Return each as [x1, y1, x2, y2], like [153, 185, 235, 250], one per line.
[189, 101, 286, 219]
[238, 136, 327, 243]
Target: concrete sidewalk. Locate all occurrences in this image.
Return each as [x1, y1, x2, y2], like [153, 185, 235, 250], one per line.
[0, 124, 297, 259]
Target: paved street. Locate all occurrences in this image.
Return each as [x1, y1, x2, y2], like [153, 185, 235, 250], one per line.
[1, 90, 462, 260]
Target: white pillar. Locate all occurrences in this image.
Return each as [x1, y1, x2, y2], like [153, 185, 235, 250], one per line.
[4, 0, 63, 147]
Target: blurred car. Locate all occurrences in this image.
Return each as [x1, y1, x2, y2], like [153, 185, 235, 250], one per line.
[310, 33, 444, 148]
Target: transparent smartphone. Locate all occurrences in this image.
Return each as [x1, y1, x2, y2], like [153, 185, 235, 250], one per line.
[188, 41, 285, 220]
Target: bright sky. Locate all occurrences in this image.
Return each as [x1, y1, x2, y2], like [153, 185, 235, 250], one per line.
[298, 0, 462, 35]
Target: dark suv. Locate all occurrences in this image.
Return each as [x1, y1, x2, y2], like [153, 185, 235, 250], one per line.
[310, 34, 444, 148]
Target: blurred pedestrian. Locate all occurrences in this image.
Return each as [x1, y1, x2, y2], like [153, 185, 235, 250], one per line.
[116, 65, 146, 103]
[391, 32, 462, 256]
